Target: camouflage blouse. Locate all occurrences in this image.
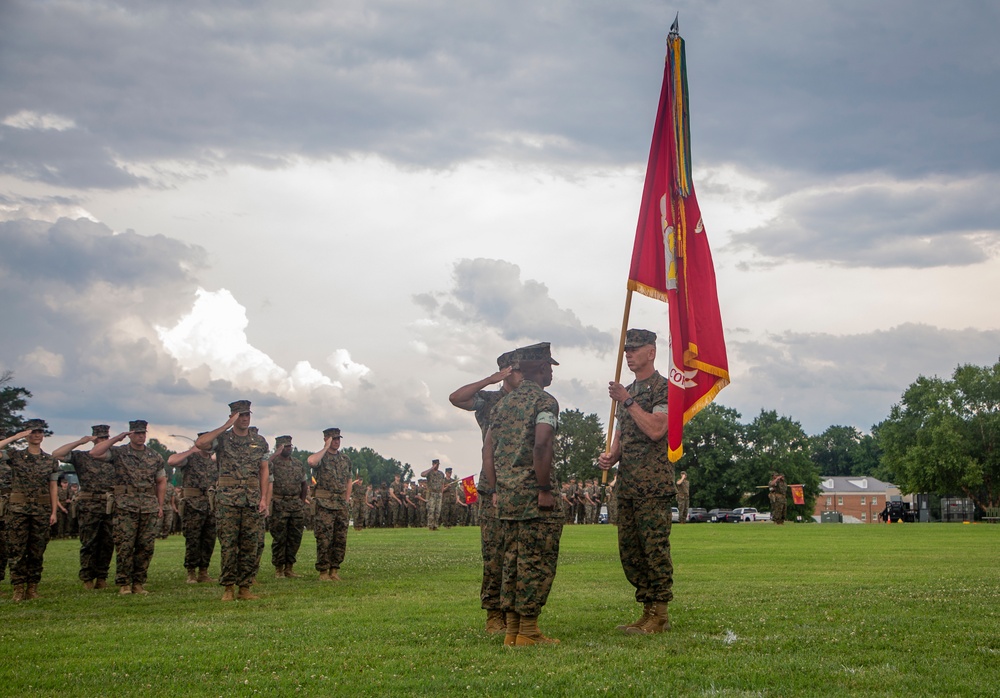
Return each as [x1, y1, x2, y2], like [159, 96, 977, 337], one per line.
[4, 448, 61, 516]
[67, 450, 116, 494]
[213, 429, 269, 508]
[489, 379, 561, 521]
[473, 388, 506, 439]
[180, 451, 219, 491]
[616, 370, 674, 500]
[109, 444, 165, 514]
[312, 451, 352, 511]
[425, 468, 445, 494]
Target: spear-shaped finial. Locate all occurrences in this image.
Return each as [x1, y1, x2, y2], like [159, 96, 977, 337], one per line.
[669, 12, 679, 36]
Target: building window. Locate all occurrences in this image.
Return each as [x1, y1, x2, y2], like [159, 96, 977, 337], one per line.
[826, 497, 831, 506]
[861, 513, 867, 521]
[838, 496, 843, 506]
[872, 497, 877, 506]
[861, 496, 866, 505]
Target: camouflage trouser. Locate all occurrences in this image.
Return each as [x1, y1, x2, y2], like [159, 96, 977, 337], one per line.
[608, 495, 618, 524]
[407, 504, 417, 527]
[314, 506, 348, 572]
[216, 504, 262, 587]
[269, 507, 305, 568]
[182, 502, 216, 570]
[160, 507, 174, 538]
[77, 500, 114, 582]
[770, 494, 786, 524]
[254, 516, 267, 576]
[441, 497, 455, 527]
[479, 498, 503, 611]
[418, 502, 427, 527]
[350, 500, 366, 530]
[617, 497, 673, 604]
[585, 503, 596, 524]
[7, 510, 51, 585]
[389, 501, 402, 528]
[427, 492, 442, 528]
[114, 510, 159, 586]
[500, 517, 563, 618]
[677, 496, 689, 523]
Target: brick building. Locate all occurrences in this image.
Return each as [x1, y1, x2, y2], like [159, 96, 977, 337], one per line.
[813, 476, 904, 523]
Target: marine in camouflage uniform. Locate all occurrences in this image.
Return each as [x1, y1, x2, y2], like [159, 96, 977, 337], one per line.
[483, 343, 562, 646]
[388, 474, 404, 528]
[89, 420, 167, 595]
[196, 400, 269, 601]
[269, 436, 308, 577]
[52, 425, 116, 589]
[769, 472, 788, 525]
[676, 471, 690, 523]
[448, 349, 521, 633]
[160, 482, 176, 539]
[441, 469, 457, 528]
[1, 420, 61, 601]
[416, 479, 428, 527]
[169, 437, 218, 583]
[421, 460, 445, 530]
[308, 428, 352, 581]
[599, 329, 674, 634]
[350, 477, 367, 531]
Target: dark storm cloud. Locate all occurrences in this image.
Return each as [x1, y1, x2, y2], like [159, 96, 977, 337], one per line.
[723, 323, 1000, 435]
[429, 258, 613, 353]
[3, 0, 995, 189]
[730, 176, 1000, 268]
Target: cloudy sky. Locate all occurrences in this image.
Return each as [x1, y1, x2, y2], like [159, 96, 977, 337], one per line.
[2, 0, 999, 477]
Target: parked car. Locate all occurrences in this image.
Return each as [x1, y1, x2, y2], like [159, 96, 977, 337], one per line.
[709, 508, 740, 523]
[715, 510, 744, 523]
[671, 507, 679, 523]
[756, 511, 772, 522]
[732, 507, 759, 522]
[687, 507, 711, 523]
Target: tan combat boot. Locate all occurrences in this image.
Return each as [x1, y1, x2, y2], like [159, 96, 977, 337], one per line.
[197, 568, 214, 583]
[616, 602, 652, 632]
[83, 579, 96, 590]
[284, 565, 302, 579]
[329, 569, 342, 581]
[503, 612, 521, 647]
[625, 601, 670, 634]
[26, 583, 41, 600]
[186, 569, 198, 584]
[12, 584, 28, 602]
[485, 609, 506, 635]
[119, 585, 132, 595]
[237, 586, 259, 600]
[274, 566, 286, 579]
[515, 615, 560, 646]
[95, 578, 108, 589]
[221, 585, 236, 601]
[131, 583, 149, 595]
[318, 569, 332, 582]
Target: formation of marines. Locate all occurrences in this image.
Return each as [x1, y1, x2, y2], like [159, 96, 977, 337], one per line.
[2, 333, 785, 650]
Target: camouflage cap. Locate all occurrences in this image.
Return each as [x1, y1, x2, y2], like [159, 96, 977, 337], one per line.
[624, 328, 657, 350]
[129, 420, 149, 433]
[497, 350, 517, 369]
[24, 418, 48, 432]
[432, 458, 440, 465]
[228, 399, 252, 414]
[323, 427, 342, 439]
[275, 435, 293, 446]
[445, 467, 453, 472]
[91, 424, 111, 438]
[516, 342, 559, 365]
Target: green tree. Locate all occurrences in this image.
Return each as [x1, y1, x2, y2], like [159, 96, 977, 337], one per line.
[553, 409, 605, 482]
[147, 438, 179, 483]
[1, 370, 32, 436]
[738, 410, 821, 517]
[810, 425, 869, 477]
[341, 446, 412, 486]
[878, 361, 1000, 510]
[675, 402, 745, 509]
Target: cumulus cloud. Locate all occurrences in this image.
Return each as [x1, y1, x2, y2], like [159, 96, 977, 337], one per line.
[722, 323, 1000, 435]
[412, 257, 613, 365]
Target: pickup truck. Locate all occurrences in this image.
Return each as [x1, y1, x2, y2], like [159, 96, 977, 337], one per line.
[732, 507, 760, 522]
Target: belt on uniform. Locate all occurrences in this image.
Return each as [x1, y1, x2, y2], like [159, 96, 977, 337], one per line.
[75, 491, 111, 501]
[182, 487, 209, 497]
[272, 494, 302, 501]
[313, 488, 335, 500]
[113, 485, 154, 495]
[8, 492, 50, 505]
[217, 477, 260, 488]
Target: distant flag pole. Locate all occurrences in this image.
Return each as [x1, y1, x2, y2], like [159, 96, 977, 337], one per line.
[605, 14, 730, 469]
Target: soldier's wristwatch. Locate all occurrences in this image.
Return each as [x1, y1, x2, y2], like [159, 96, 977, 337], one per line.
[622, 397, 635, 408]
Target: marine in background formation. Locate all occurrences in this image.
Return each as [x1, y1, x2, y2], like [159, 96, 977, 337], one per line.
[168, 434, 218, 584]
[308, 428, 352, 581]
[268, 435, 309, 578]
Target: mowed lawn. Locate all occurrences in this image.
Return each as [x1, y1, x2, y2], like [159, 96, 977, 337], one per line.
[2, 522, 998, 697]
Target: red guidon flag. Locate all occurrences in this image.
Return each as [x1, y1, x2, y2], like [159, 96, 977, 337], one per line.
[629, 25, 730, 462]
[790, 484, 805, 506]
[461, 475, 479, 504]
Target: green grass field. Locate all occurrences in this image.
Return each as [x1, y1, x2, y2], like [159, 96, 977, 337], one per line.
[2, 522, 997, 697]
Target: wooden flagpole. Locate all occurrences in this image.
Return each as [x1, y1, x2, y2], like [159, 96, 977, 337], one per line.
[601, 286, 634, 486]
